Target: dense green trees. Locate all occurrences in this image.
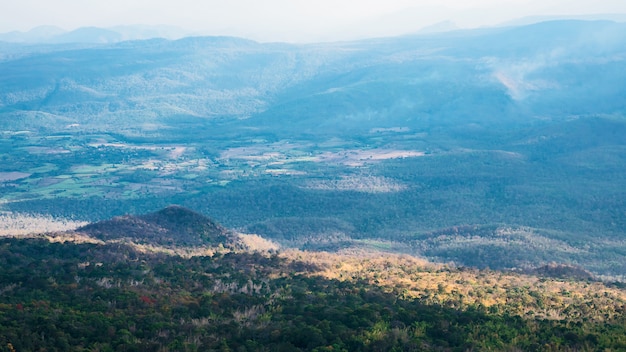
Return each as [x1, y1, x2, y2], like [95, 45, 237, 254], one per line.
[0, 238, 625, 351]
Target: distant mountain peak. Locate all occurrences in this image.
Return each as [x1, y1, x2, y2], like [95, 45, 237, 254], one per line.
[0, 25, 66, 43]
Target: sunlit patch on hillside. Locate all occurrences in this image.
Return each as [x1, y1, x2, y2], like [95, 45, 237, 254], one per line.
[494, 71, 528, 100]
[0, 172, 31, 182]
[238, 233, 280, 252]
[87, 141, 188, 159]
[265, 169, 307, 176]
[0, 212, 88, 236]
[369, 127, 410, 133]
[315, 149, 425, 167]
[492, 58, 559, 101]
[25, 146, 71, 154]
[305, 175, 407, 193]
[452, 148, 525, 160]
[281, 248, 626, 321]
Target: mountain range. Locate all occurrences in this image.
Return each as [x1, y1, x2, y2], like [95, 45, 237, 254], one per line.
[2, 13, 625, 44]
[0, 24, 191, 44]
[2, 20, 625, 134]
[1, 19, 625, 279]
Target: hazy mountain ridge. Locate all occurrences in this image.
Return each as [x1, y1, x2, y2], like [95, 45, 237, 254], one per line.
[2, 20, 625, 134]
[0, 24, 191, 44]
[0, 36, 356, 131]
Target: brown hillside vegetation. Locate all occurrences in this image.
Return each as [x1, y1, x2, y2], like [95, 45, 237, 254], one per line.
[23, 206, 626, 325]
[281, 249, 626, 323]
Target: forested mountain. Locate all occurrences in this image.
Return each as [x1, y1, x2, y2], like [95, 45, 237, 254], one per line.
[1, 20, 626, 277]
[1, 209, 626, 351]
[2, 20, 626, 133]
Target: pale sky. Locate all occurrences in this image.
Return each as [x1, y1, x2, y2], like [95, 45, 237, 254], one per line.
[2, 0, 626, 42]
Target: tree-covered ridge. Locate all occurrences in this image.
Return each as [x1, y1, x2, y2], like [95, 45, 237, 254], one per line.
[288, 251, 626, 323]
[76, 205, 236, 247]
[0, 237, 625, 351]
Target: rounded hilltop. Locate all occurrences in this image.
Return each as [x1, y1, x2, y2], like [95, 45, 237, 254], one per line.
[77, 205, 234, 247]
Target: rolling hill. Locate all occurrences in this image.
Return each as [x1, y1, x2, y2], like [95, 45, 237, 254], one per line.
[77, 205, 233, 247]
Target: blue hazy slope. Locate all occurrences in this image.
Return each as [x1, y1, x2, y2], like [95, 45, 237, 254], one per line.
[0, 20, 624, 134]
